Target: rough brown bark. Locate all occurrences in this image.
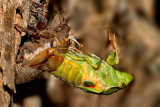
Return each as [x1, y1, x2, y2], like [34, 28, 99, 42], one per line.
[0, 0, 30, 106]
[0, 1, 18, 107]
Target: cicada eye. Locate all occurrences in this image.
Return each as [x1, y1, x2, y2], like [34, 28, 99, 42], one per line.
[55, 26, 62, 32]
[84, 80, 95, 87]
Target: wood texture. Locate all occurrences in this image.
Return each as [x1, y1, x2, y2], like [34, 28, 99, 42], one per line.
[0, 0, 28, 106]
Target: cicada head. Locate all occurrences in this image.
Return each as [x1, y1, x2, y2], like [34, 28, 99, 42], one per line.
[78, 69, 133, 95]
[76, 55, 133, 95]
[102, 71, 133, 94]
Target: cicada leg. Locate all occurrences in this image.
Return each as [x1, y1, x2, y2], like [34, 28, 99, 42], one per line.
[29, 48, 55, 67]
[14, 24, 36, 35]
[106, 31, 119, 66]
[68, 36, 102, 69]
[68, 36, 91, 55]
[14, 24, 53, 39]
[29, 48, 64, 72]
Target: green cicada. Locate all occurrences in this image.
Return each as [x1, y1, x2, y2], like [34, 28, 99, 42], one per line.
[28, 34, 133, 95]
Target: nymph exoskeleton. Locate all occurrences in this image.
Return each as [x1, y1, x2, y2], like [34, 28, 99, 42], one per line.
[15, 16, 70, 84]
[15, 0, 70, 84]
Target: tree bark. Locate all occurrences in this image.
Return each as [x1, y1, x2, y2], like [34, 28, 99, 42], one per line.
[0, 0, 28, 106]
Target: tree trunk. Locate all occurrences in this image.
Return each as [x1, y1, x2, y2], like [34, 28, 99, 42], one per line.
[0, 0, 28, 106]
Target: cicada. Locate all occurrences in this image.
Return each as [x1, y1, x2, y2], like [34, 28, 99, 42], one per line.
[24, 33, 133, 95]
[14, 0, 133, 94]
[15, 21, 133, 95]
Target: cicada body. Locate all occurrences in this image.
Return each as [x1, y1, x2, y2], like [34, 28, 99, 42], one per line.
[28, 46, 133, 95]
[50, 50, 133, 94]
